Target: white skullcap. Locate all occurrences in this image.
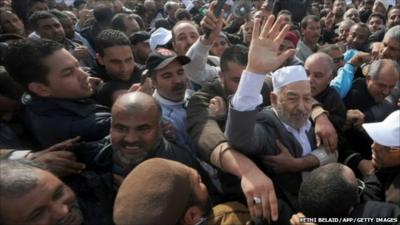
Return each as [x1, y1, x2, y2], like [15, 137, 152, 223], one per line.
[362, 110, 400, 147]
[150, 28, 172, 51]
[272, 65, 308, 91]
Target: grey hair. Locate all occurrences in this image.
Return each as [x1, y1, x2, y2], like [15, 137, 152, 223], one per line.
[338, 19, 355, 29]
[306, 52, 336, 76]
[368, 59, 400, 80]
[319, 44, 341, 54]
[0, 160, 46, 199]
[384, 25, 400, 43]
[164, 1, 178, 14]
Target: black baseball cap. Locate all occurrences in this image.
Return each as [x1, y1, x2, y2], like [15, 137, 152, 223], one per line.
[145, 48, 191, 75]
[129, 31, 150, 45]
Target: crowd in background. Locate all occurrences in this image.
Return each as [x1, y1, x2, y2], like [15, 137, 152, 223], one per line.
[0, 0, 400, 224]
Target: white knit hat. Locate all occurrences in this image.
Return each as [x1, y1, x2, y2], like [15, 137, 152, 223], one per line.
[272, 65, 308, 91]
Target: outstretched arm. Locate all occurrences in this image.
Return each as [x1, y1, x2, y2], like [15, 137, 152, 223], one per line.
[224, 14, 296, 222]
[225, 15, 296, 153]
[184, 2, 224, 86]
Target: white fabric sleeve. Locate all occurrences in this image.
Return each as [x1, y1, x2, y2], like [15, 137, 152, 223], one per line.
[231, 70, 265, 111]
[8, 150, 31, 159]
[184, 39, 219, 85]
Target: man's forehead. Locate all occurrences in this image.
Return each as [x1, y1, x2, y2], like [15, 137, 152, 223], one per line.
[384, 37, 400, 48]
[38, 17, 60, 26]
[112, 97, 158, 116]
[306, 57, 329, 69]
[352, 25, 367, 32]
[105, 45, 132, 52]
[174, 22, 197, 34]
[281, 81, 311, 94]
[1, 11, 17, 19]
[389, 9, 400, 16]
[377, 70, 400, 82]
[103, 45, 133, 58]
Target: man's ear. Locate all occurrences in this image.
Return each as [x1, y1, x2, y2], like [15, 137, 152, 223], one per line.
[96, 53, 104, 66]
[28, 82, 52, 97]
[270, 91, 278, 107]
[172, 40, 177, 53]
[219, 70, 224, 80]
[150, 74, 158, 89]
[300, 27, 305, 36]
[180, 206, 203, 225]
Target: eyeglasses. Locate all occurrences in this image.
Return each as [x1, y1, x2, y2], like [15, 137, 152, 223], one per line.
[357, 179, 365, 195]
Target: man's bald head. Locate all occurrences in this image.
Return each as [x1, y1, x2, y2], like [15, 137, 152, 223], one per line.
[112, 92, 162, 120]
[111, 92, 163, 175]
[306, 52, 335, 75]
[305, 52, 335, 97]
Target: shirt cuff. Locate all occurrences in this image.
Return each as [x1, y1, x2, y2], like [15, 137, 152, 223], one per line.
[231, 70, 265, 111]
[8, 150, 31, 160]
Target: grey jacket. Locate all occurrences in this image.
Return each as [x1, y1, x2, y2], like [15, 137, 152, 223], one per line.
[225, 106, 317, 210]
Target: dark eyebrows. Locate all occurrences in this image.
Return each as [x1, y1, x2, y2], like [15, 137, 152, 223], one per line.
[60, 61, 79, 74]
[160, 71, 173, 77]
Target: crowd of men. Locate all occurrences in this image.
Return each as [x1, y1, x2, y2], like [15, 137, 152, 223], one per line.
[0, 0, 399, 224]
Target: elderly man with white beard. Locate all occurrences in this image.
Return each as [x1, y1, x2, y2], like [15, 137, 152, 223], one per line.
[225, 15, 338, 221]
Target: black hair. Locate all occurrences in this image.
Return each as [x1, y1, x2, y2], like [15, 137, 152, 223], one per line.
[368, 12, 386, 24]
[175, 8, 191, 22]
[94, 29, 131, 56]
[278, 9, 292, 17]
[130, 14, 144, 30]
[300, 15, 320, 30]
[49, 9, 70, 22]
[3, 39, 63, 89]
[155, 18, 172, 30]
[299, 163, 359, 219]
[93, 4, 113, 24]
[220, 45, 249, 73]
[111, 13, 129, 33]
[29, 10, 58, 30]
[28, 0, 47, 8]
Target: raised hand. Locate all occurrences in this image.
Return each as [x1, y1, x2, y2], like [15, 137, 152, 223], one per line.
[128, 77, 153, 95]
[246, 15, 296, 74]
[200, 0, 225, 45]
[323, 12, 335, 30]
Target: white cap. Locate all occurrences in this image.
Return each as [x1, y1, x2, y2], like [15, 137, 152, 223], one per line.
[149, 28, 172, 51]
[272, 65, 308, 91]
[362, 110, 400, 147]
